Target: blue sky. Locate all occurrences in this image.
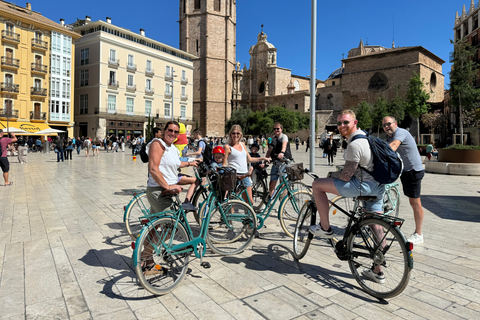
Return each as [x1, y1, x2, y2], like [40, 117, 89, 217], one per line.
[34, 0, 469, 87]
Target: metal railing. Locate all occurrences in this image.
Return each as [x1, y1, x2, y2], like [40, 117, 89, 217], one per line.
[30, 87, 47, 96]
[108, 59, 119, 67]
[0, 109, 19, 118]
[145, 69, 154, 76]
[127, 63, 137, 72]
[1, 56, 19, 68]
[108, 80, 119, 88]
[31, 38, 48, 50]
[126, 84, 137, 92]
[181, 77, 188, 85]
[0, 82, 19, 93]
[30, 111, 46, 120]
[165, 73, 173, 81]
[180, 94, 188, 101]
[1, 30, 20, 42]
[145, 88, 154, 95]
[31, 63, 48, 73]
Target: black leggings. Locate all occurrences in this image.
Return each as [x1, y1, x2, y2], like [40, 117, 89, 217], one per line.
[327, 153, 334, 163]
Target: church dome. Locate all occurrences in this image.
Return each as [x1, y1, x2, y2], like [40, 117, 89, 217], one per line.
[327, 67, 344, 80]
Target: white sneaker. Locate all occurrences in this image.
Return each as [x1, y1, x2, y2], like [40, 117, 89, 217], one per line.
[408, 232, 424, 244]
[308, 225, 334, 238]
[362, 268, 385, 284]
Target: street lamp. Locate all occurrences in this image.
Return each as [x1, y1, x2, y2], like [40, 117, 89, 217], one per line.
[170, 67, 178, 121]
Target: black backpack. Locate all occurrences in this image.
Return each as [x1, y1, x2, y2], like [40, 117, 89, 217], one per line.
[350, 133, 402, 184]
[139, 143, 148, 163]
[201, 140, 214, 166]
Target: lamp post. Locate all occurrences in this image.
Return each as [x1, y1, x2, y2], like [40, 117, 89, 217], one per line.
[309, 0, 317, 171]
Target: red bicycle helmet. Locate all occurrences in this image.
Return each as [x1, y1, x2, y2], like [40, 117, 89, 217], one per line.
[213, 146, 225, 154]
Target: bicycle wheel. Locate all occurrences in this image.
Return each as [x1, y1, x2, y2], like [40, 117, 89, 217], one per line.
[125, 193, 150, 240]
[134, 217, 191, 295]
[290, 181, 312, 194]
[205, 199, 257, 255]
[346, 218, 411, 299]
[383, 187, 400, 217]
[293, 201, 316, 260]
[278, 190, 312, 238]
[251, 178, 268, 211]
[328, 196, 355, 246]
[191, 186, 209, 224]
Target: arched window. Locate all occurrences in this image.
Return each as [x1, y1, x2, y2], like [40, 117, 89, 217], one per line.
[430, 73, 437, 91]
[368, 72, 388, 92]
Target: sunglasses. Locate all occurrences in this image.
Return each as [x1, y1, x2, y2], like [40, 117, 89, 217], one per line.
[231, 132, 241, 135]
[336, 121, 350, 126]
[383, 122, 393, 127]
[273, 128, 281, 131]
[167, 128, 179, 134]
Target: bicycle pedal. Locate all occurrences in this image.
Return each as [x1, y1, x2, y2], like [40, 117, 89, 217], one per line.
[200, 262, 211, 269]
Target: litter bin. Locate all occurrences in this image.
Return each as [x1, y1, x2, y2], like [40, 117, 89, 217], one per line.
[44, 141, 50, 153]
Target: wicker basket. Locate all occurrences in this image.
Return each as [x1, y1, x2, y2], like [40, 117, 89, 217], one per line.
[286, 163, 304, 181]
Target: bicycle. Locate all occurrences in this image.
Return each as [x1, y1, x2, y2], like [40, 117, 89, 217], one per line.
[123, 190, 149, 240]
[132, 167, 257, 295]
[292, 169, 413, 299]
[225, 159, 311, 238]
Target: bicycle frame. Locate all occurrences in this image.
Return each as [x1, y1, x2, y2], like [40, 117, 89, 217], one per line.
[329, 199, 413, 269]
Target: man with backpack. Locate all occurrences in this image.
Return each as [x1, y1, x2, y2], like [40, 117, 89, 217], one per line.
[383, 116, 424, 244]
[186, 129, 209, 162]
[309, 109, 387, 283]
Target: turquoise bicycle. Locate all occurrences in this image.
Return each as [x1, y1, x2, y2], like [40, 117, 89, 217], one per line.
[132, 167, 257, 295]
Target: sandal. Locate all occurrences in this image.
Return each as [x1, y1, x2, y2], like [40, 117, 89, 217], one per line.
[5, 182, 13, 186]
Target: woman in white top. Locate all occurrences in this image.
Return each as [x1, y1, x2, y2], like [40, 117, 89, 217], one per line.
[223, 124, 269, 204]
[147, 121, 198, 213]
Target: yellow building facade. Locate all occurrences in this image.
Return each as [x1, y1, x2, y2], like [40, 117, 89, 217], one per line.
[0, 1, 80, 137]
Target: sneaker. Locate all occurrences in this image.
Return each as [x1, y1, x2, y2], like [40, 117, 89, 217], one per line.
[182, 201, 197, 211]
[408, 232, 424, 244]
[309, 225, 334, 238]
[362, 268, 385, 284]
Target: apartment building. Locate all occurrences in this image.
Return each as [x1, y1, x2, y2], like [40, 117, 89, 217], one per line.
[0, 1, 79, 137]
[71, 17, 195, 140]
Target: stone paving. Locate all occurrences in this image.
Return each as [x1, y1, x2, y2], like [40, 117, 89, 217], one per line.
[1, 145, 480, 319]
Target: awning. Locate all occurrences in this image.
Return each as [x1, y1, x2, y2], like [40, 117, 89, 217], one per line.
[0, 121, 52, 135]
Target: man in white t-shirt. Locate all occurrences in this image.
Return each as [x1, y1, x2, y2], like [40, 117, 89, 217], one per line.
[309, 109, 385, 282]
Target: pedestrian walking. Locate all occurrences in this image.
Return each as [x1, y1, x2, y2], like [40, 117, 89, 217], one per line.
[55, 136, 64, 162]
[322, 135, 337, 166]
[295, 136, 300, 151]
[305, 136, 310, 152]
[17, 136, 27, 163]
[0, 129, 16, 185]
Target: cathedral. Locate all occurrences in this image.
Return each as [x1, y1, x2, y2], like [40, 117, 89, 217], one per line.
[179, 1, 445, 138]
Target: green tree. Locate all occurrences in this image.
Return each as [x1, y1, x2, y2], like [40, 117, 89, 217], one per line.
[421, 110, 446, 135]
[145, 116, 155, 142]
[372, 97, 389, 135]
[225, 107, 253, 134]
[387, 87, 406, 125]
[355, 101, 373, 131]
[449, 39, 480, 144]
[405, 72, 430, 143]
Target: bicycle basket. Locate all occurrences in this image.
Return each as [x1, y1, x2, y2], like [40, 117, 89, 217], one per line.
[218, 167, 237, 192]
[286, 163, 304, 181]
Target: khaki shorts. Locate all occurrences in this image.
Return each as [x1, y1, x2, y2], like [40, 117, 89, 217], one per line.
[146, 186, 173, 214]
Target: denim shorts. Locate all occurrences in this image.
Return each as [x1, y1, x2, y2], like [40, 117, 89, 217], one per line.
[237, 174, 252, 188]
[270, 164, 286, 181]
[333, 177, 385, 212]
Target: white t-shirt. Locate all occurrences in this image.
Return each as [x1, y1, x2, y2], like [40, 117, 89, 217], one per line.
[344, 129, 375, 182]
[147, 138, 180, 187]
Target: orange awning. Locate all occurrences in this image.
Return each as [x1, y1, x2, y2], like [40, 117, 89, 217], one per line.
[0, 121, 52, 135]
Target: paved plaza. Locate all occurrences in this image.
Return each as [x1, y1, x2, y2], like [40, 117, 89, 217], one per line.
[1, 145, 480, 319]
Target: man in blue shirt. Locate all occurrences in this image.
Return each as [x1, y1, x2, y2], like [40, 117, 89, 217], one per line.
[383, 116, 425, 244]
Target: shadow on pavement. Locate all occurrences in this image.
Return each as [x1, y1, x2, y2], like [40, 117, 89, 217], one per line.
[113, 187, 147, 196]
[221, 243, 386, 304]
[422, 195, 480, 222]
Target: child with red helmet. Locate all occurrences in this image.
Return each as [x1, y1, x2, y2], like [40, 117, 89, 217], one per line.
[211, 146, 225, 169]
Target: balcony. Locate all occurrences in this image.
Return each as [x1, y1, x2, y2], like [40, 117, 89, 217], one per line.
[30, 111, 46, 121]
[164, 91, 172, 99]
[108, 80, 119, 89]
[31, 38, 48, 51]
[1, 56, 19, 69]
[31, 63, 48, 74]
[127, 63, 137, 72]
[0, 83, 19, 94]
[126, 84, 136, 92]
[1, 30, 20, 44]
[30, 87, 47, 97]
[180, 94, 188, 101]
[181, 77, 188, 85]
[0, 109, 19, 120]
[145, 88, 155, 95]
[108, 58, 119, 68]
[165, 73, 173, 81]
[145, 68, 154, 77]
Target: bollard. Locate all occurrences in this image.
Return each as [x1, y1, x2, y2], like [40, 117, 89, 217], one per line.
[133, 155, 136, 161]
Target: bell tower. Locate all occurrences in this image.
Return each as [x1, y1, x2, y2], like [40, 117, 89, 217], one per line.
[179, 0, 236, 136]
